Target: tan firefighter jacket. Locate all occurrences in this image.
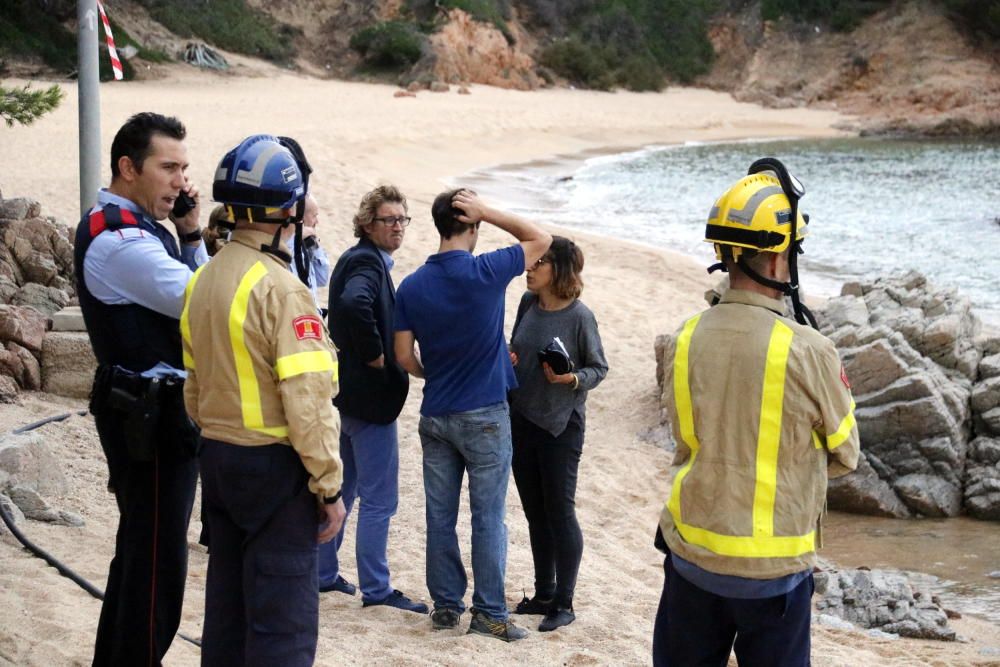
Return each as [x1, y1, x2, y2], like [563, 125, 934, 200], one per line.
[181, 228, 342, 500]
[659, 288, 860, 580]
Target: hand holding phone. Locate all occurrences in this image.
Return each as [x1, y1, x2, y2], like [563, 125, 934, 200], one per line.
[171, 191, 196, 219]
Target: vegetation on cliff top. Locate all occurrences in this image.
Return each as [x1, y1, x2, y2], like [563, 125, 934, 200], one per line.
[1, 0, 997, 92]
[135, 0, 297, 64]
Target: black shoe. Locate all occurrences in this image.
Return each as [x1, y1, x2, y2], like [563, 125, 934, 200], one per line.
[514, 594, 552, 615]
[319, 575, 356, 596]
[538, 607, 575, 632]
[430, 607, 462, 630]
[362, 589, 429, 614]
[466, 610, 528, 642]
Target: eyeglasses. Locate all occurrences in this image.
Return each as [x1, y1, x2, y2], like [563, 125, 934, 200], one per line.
[530, 257, 551, 269]
[374, 216, 411, 227]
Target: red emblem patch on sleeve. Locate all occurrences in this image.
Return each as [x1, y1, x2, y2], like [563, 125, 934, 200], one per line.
[840, 364, 851, 389]
[293, 315, 322, 341]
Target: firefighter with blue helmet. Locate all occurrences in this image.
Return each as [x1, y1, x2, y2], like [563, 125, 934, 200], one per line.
[76, 111, 206, 666]
[652, 159, 860, 666]
[182, 134, 345, 666]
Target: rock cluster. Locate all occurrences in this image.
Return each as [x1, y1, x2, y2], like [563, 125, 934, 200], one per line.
[408, 9, 543, 92]
[0, 432, 83, 529]
[816, 271, 1000, 521]
[814, 567, 956, 641]
[0, 194, 76, 400]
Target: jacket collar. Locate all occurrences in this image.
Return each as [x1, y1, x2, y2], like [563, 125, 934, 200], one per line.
[359, 236, 395, 271]
[96, 189, 156, 230]
[719, 288, 786, 316]
[230, 228, 291, 266]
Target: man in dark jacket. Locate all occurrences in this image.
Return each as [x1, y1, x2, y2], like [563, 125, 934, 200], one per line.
[318, 185, 427, 614]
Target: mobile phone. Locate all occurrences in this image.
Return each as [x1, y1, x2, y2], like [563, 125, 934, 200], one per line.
[171, 191, 196, 218]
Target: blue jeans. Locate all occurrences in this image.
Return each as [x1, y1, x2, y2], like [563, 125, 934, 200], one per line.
[318, 415, 399, 602]
[419, 401, 512, 621]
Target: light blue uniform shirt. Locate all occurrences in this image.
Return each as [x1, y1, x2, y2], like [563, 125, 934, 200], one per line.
[82, 189, 209, 320]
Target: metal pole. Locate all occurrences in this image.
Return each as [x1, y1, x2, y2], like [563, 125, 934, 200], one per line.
[78, 0, 101, 217]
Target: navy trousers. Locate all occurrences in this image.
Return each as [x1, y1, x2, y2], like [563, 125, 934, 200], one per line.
[92, 410, 197, 667]
[511, 410, 585, 608]
[652, 553, 813, 667]
[199, 438, 320, 667]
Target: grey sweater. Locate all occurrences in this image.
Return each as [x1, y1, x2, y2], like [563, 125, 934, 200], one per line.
[509, 292, 609, 436]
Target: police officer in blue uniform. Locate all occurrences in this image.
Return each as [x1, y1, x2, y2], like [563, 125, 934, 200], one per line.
[75, 112, 208, 666]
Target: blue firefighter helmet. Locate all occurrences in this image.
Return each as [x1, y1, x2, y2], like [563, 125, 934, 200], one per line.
[213, 134, 305, 222]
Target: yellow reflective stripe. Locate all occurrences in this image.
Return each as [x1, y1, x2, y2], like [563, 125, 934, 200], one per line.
[180, 265, 207, 370]
[812, 430, 823, 449]
[666, 314, 702, 525]
[752, 320, 794, 538]
[275, 350, 337, 380]
[676, 521, 815, 558]
[826, 401, 857, 450]
[230, 261, 288, 439]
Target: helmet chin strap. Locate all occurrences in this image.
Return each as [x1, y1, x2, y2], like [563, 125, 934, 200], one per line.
[714, 245, 818, 328]
[277, 136, 313, 287]
[746, 158, 818, 330]
[261, 223, 291, 263]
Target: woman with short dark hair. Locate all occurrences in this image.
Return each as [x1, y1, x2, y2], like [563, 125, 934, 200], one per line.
[508, 236, 609, 632]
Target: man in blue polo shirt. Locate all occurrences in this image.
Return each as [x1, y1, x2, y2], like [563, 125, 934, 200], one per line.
[394, 189, 551, 641]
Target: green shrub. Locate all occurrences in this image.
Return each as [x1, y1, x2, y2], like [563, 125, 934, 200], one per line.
[350, 21, 426, 71]
[0, 2, 170, 80]
[760, 0, 890, 31]
[136, 0, 296, 63]
[540, 37, 615, 90]
[529, 0, 716, 89]
[617, 55, 665, 92]
[0, 0, 78, 73]
[940, 0, 1000, 43]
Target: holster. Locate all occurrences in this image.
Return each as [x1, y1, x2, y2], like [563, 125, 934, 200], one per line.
[90, 365, 198, 462]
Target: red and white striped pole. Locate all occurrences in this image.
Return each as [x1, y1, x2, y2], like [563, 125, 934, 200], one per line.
[95, 0, 123, 80]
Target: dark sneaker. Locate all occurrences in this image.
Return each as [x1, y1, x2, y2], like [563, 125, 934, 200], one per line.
[466, 610, 528, 642]
[431, 607, 462, 630]
[319, 575, 356, 596]
[514, 595, 552, 615]
[538, 607, 575, 632]
[362, 589, 429, 614]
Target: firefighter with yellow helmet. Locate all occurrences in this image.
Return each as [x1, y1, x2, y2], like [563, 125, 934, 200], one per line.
[182, 134, 345, 666]
[652, 158, 860, 666]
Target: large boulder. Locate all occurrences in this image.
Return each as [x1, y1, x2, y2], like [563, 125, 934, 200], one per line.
[816, 272, 985, 519]
[12, 282, 70, 317]
[814, 567, 956, 641]
[828, 455, 911, 518]
[41, 332, 95, 399]
[964, 436, 1000, 520]
[0, 196, 76, 397]
[0, 433, 69, 498]
[0, 304, 48, 353]
[0, 341, 41, 391]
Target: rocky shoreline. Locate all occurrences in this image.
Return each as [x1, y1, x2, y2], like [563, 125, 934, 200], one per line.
[818, 271, 1000, 521]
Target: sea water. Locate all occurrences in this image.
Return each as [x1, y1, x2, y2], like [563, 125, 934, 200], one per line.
[456, 136, 1000, 623]
[459, 137, 1000, 325]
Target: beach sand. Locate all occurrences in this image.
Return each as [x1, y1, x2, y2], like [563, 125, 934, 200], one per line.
[1, 65, 998, 665]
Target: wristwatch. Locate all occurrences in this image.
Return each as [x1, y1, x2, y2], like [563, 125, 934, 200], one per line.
[324, 490, 343, 505]
[179, 228, 203, 243]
